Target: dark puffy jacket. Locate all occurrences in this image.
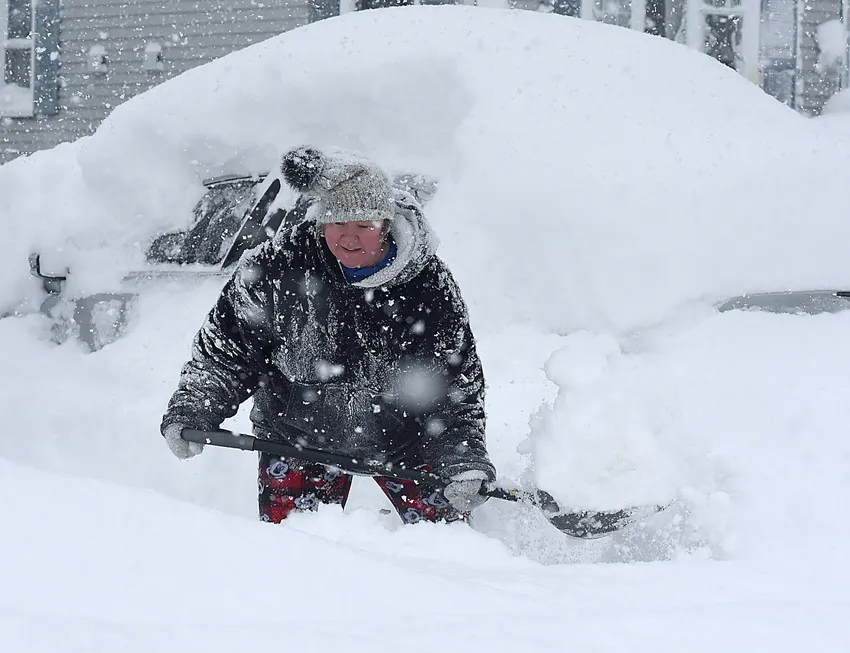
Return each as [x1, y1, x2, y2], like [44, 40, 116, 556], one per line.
[161, 193, 495, 481]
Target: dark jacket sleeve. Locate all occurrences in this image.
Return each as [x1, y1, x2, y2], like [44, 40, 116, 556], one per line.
[160, 248, 274, 435]
[404, 263, 495, 481]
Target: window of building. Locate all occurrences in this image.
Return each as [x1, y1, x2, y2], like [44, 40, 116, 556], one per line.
[1, 0, 35, 117]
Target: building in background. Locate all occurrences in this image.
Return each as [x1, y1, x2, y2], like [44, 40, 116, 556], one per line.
[540, 0, 850, 113]
[0, 0, 344, 164]
[1, 0, 848, 164]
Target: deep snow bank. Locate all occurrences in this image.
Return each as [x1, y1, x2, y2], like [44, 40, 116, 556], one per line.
[1, 4, 849, 589]
[528, 309, 850, 564]
[823, 88, 850, 114]
[818, 88, 850, 149]
[3, 278, 850, 567]
[1, 457, 848, 653]
[2, 7, 849, 333]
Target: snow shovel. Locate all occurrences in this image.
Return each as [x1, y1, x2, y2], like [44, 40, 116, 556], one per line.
[182, 428, 665, 539]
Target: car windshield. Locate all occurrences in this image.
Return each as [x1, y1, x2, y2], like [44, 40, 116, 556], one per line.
[147, 177, 261, 266]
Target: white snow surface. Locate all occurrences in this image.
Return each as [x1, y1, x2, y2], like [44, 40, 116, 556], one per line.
[824, 87, 850, 115]
[1, 7, 849, 652]
[2, 286, 849, 651]
[815, 92, 850, 176]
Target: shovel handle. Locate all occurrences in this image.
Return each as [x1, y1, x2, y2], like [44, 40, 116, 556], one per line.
[180, 429, 664, 539]
[182, 429, 256, 451]
[181, 428, 450, 487]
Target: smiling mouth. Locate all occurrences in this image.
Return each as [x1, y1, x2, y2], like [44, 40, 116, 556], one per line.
[340, 246, 361, 252]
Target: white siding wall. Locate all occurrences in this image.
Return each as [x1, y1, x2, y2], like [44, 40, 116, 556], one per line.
[796, 0, 844, 114]
[1, 0, 311, 163]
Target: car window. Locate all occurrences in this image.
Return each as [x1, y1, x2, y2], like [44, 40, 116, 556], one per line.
[220, 178, 284, 268]
[717, 290, 850, 315]
[147, 177, 262, 265]
[185, 178, 261, 264]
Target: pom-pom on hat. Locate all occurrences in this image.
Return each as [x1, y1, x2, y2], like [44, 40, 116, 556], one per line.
[281, 146, 395, 225]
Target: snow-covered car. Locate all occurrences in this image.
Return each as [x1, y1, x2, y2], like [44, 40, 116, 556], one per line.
[16, 159, 850, 352]
[22, 170, 438, 351]
[2, 8, 850, 649]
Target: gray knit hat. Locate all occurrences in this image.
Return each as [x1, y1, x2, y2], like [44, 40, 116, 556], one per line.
[280, 146, 395, 225]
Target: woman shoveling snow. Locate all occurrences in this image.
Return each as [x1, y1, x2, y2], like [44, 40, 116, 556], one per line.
[160, 146, 496, 525]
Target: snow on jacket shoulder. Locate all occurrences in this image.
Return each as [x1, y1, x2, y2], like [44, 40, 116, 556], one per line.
[161, 196, 495, 481]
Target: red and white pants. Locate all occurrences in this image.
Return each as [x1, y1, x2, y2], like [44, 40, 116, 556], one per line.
[257, 452, 466, 524]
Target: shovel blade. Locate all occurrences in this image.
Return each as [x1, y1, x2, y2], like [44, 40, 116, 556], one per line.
[532, 489, 666, 539]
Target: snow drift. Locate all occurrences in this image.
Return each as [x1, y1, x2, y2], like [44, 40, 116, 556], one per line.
[2, 7, 849, 333]
[1, 9, 849, 651]
[3, 455, 847, 653]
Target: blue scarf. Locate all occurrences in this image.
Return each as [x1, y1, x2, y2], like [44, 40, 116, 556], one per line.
[340, 238, 398, 282]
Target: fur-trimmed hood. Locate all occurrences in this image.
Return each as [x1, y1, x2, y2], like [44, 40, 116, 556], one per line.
[351, 188, 438, 289]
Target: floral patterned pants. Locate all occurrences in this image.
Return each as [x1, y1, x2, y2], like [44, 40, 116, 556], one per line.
[257, 452, 465, 525]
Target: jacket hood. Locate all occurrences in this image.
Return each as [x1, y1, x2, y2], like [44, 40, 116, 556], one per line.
[352, 188, 438, 289]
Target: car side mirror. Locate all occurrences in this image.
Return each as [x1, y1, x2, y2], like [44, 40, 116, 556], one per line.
[29, 253, 68, 294]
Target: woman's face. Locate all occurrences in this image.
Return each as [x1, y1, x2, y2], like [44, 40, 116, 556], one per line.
[323, 220, 389, 268]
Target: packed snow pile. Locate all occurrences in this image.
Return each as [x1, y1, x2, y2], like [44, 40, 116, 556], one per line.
[3, 453, 847, 653]
[525, 309, 850, 561]
[3, 6, 850, 332]
[528, 331, 690, 511]
[823, 87, 850, 114]
[812, 91, 850, 183]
